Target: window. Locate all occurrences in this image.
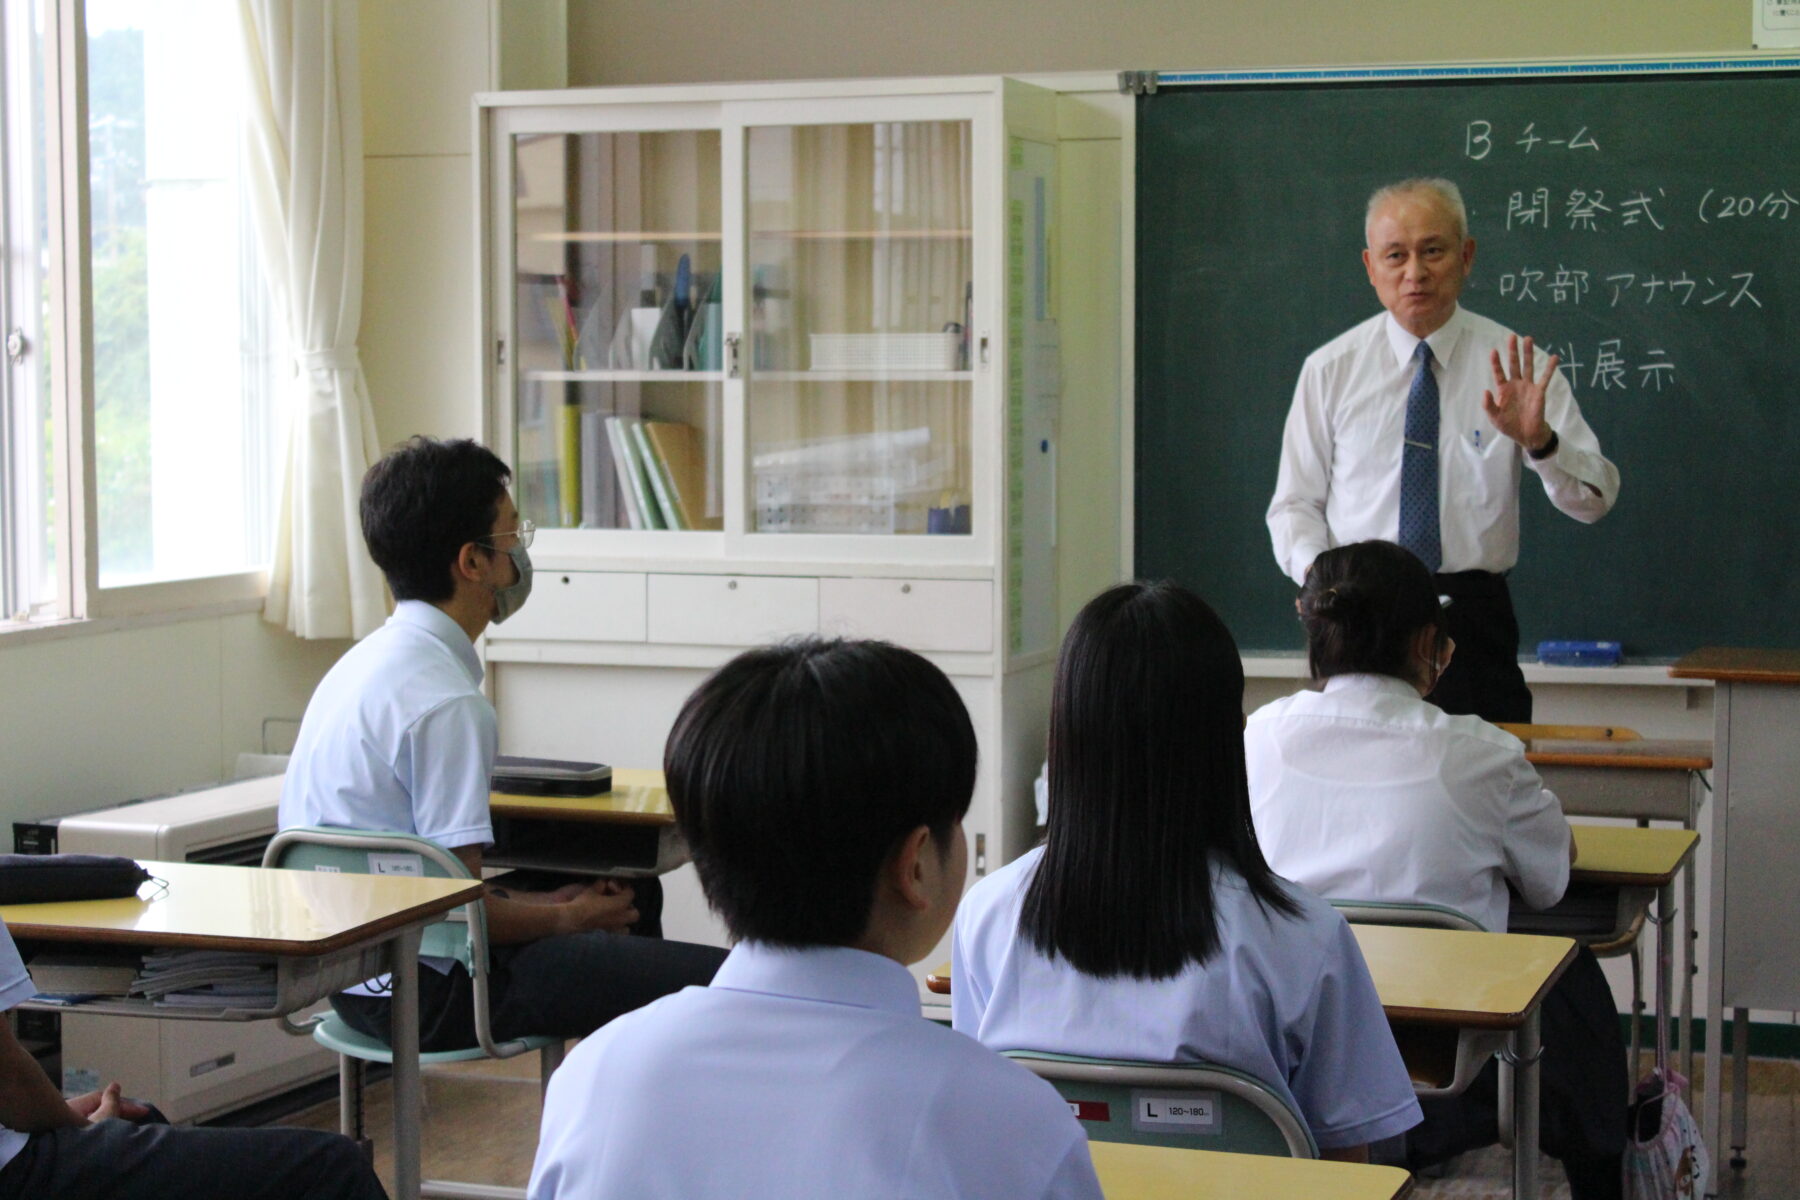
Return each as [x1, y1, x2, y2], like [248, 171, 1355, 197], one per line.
[0, 0, 282, 624]
[0, 1, 52, 620]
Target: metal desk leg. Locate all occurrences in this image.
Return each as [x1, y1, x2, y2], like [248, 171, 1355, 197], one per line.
[1506, 1011, 1542, 1200]
[1656, 878, 1675, 1078]
[1681, 814, 1696, 1095]
[1731, 1007, 1750, 1171]
[389, 927, 424, 1200]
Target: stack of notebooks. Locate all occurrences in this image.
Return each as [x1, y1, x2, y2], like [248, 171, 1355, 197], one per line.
[590, 416, 720, 532]
[130, 949, 279, 1010]
[26, 951, 142, 1005]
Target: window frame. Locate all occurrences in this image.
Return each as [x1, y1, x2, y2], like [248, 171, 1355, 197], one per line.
[17, 0, 271, 631]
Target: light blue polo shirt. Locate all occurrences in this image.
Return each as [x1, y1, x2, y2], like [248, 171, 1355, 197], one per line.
[953, 846, 1422, 1151]
[281, 601, 495, 991]
[530, 942, 1101, 1199]
[0, 919, 42, 1172]
[281, 600, 495, 851]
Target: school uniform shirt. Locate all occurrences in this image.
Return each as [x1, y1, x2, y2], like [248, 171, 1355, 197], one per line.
[0, 920, 41, 1173]
[529, 941, 1101, 1200]
[1245, 673, 1572, 934]
[1266, 305, 1620, 584]
[952, 846, 1422, 1152]
[280, 600, 495, 990]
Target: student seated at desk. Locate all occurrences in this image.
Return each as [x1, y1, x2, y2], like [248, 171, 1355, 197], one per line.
[1244, 539, 1626, 1199]
[280, 437, 725, 1051]
[0, 917, 386, 1200]
[952, 582, 1421, 1162]
[529, 639, 1101, 1199]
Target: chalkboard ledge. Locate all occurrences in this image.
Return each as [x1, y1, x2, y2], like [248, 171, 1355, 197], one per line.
[1239, 655, 1703, 689]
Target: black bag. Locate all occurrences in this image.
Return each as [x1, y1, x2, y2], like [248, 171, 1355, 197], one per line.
[0, 854, 153, 904]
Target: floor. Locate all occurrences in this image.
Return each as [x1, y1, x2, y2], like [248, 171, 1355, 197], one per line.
[279, 1052, 1800, 1197]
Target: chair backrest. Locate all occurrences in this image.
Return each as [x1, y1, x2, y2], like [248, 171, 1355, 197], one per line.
[263, 826, 530, 1059]
[1329, 898, 1486, 932]
[1003, 1051, 1318, 1159]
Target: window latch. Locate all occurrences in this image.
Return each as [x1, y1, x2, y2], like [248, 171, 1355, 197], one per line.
[6, 329, 25, 364]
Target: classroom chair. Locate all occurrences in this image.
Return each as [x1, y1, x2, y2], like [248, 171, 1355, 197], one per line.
[1003, 1051, 1317, 1159]
[265, 827, 566, 1200]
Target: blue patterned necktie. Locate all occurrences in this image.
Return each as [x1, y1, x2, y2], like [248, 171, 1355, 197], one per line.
[1398, 340, 1442, 574]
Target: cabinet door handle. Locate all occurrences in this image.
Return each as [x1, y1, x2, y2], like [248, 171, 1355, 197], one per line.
[900, 583, 912, 594]
[725, 333, 742, 379]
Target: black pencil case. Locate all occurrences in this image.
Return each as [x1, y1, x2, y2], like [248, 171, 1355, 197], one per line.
[0, 854, 153, 904]
[491, 755, 612, 798]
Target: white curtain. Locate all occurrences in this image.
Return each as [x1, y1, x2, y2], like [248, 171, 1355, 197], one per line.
[238, 0, 387, 639]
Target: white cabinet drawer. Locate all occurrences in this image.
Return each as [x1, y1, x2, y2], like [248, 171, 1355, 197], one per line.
[487, 571, 647, 642]
[819, 578, 993, 653]
[647, 574, 820, 646]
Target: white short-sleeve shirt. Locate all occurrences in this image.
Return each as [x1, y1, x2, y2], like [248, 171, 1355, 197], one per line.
[951, 846, 1422, 1151]
[1245, 673, 1572, 933]
[281, 600, 495, 851]
[530, 942, 1101, 1200]
[0, 918, 43, 1171]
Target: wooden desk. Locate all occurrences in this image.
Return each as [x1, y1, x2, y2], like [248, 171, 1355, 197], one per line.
[1670, 647, 1800, 1188]
[1569, 825, 1698, 888]
[931, 926, 1571, 1200]
[487, 767, 687, 877]
[1514, 732, 1711, 1095]
[0, 861, 481, 1200]
[1087, 1141, 1412, 1199]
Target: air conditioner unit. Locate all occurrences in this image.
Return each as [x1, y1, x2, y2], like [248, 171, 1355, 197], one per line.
[17, 776, 337, 1122]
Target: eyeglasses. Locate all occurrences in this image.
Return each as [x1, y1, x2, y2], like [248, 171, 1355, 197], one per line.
[476, 518, 536, 551]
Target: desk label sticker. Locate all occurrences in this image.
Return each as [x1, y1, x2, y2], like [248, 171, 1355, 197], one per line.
[1067, 1100, 1111, 1122]
[368, 853, 423, 877]
[1131, 1090, 1220, 1134]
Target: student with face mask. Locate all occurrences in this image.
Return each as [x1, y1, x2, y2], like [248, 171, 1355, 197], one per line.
[1245, 538, 1626, 1199]
[281, 437, 725, 1052]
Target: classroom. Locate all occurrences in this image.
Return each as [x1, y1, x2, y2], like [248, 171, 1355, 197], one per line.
[0, 1, 1794, 1198]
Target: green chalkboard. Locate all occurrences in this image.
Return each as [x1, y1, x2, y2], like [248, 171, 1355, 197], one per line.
[1135, 66, 1800, 658]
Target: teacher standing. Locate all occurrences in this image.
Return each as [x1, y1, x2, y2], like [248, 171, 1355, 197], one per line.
[1266, 177, 1620, 722]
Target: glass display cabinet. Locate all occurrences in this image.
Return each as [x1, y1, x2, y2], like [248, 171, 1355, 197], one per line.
[477, 77, 1122, 964]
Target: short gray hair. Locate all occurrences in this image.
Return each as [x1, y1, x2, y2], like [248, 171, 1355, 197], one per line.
[1365, 178, 1468, 245]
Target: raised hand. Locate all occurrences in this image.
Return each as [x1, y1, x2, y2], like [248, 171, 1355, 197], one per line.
[1483, 334, 1558, 453]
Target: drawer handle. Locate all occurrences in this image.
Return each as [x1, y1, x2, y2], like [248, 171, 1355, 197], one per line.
[901, 583, 912, 594]
[727, 580, 738, 590]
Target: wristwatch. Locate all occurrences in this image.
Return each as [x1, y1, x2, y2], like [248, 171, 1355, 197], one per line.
[1527, 428, 1559, 460]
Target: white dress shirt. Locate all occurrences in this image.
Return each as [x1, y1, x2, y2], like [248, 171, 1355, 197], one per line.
[1267, 306, 1620, 583]
[529, 941, 1101, 1200]
[280, 600, 496, 989]
[1245, 673, 1572, 933]
[952, 847, 1421, 1151]
[0, 919, 42, 1172]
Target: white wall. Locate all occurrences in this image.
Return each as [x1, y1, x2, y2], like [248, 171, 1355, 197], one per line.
[0, 614, 346, 829]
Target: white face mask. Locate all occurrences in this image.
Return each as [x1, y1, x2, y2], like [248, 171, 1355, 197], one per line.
[489, 544, 533, 623]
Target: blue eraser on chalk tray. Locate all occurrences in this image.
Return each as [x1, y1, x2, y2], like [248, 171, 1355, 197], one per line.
[1536, 640, 1623, 666]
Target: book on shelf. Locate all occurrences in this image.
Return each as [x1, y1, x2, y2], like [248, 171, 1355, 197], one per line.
[631, 421, 687, 531]
[606, 416, 665, 530]
[643, 421, 721, 531]
[580, 409, 618, 529]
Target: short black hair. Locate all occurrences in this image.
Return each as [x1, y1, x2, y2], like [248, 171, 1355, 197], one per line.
[664, 637, 977, 947]
[1021, 581, 1300, 980]
[1299, 540, 1447, 681]
[360, 437, 512, 602]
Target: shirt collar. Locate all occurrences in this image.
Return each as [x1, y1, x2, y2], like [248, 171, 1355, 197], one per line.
[1383, 304, 1467, 371]
[390, 600, 484, 687]
[709, 941, 921, 1017]
[1321, 672, 1421, 700]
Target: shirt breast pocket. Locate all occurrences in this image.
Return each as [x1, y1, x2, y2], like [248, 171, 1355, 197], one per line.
[1446, 427, 1513, 510]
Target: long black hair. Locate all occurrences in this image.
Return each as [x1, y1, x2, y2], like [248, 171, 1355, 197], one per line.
[1019, 581, 1300, 980]
[1299, 540, 1448, 682]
